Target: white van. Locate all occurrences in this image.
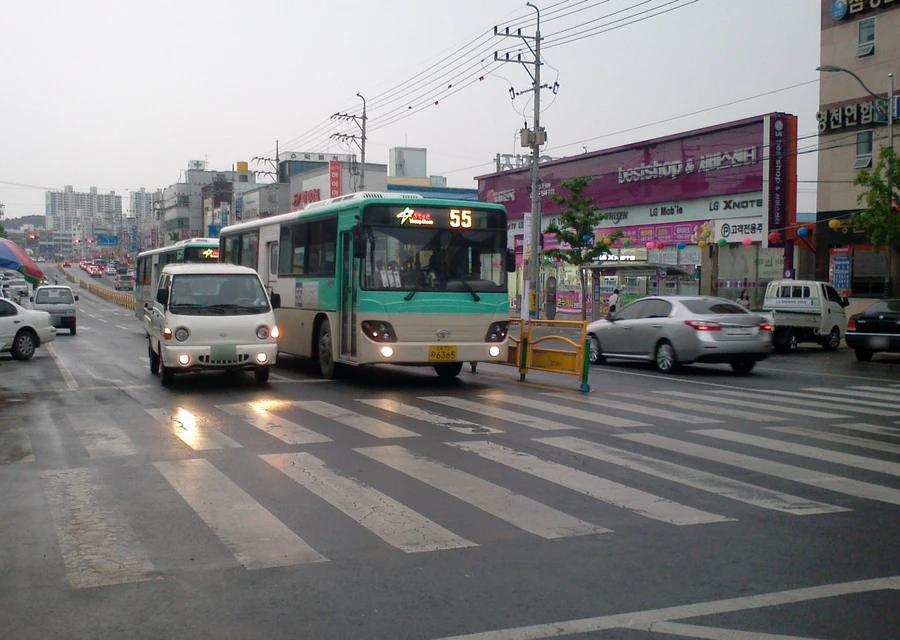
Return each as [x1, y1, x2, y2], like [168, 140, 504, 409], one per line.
[147, 264, 281, 386]
[762, 280, 849, 352]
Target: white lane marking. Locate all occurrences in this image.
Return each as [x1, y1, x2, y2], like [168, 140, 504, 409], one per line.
[139, 357, 149, 366]
[422, 396, 576, 431]
[546, 392, 721, 425]
[655, 391, 850, 419]
[356, 445, 608, 539]
[0, 426, 35, 462]
[695, 429, 900, 478]
[432, 575, 900, 640]
[42, 467, 160, 589]
[270, 379, 335, 384]
[536, 437, 844, 516]
[96, 318, 108, 323]
[803, 386, 900, 403]
[292, 401, 419, 439]
[617, 433, 900, 506]
[450, 441, 731, 525]
[484, 394, 649, 428]
[649, 621, 823, 640]
[217, 403, 332, 445]
[73, 422, 137, 458]
[767, 426, 900, 455]
[704, 388, 900, 417]
[144, 408, 243, 450]
[840, 423, 900, 437]
[269, 372, 292, 381]
[154, 459, 327, 570]
[46, 342, 78, 390]
[359, 398, 503, 435]
[850, 385, 900, 395]
[610, 392, 788, 422]
[115, 325, 130, 331]
[85, 313, 97, 319]
[263, 452, 476, 553]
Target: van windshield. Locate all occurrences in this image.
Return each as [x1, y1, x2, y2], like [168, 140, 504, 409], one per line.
[168, 274, 270, 315]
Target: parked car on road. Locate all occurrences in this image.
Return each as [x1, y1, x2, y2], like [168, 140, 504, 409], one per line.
[0, 297, 56, 360]
[587, 296, 772, 374]
[115, 274, 135, 291]
[33, 285, 78, 335]
[845, 299, 900, 361]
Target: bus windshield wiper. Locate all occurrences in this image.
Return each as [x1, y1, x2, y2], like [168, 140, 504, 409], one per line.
[459, 277, 481, 302]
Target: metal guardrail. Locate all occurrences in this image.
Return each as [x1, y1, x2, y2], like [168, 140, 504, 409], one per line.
[60, 264, 136, 310]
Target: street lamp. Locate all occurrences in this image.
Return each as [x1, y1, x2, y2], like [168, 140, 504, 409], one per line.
[818, 64, 895, 294]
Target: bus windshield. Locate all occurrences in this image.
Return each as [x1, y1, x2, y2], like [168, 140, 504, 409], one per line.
[361, 226, 507, 293]
[168, 274, 270, 315]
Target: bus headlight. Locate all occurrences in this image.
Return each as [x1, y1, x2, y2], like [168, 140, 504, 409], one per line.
[174, 327, 189, 342]
[485, 321, 509, 342]
[380, 346, 394, 358]
[489, 346, 501, 357]
[361, 321, 397, 342]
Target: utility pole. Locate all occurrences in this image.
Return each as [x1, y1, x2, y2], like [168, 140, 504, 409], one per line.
[252, 141, 280, 182]
[331, 95, 368, 193]
[494, 3, 554, 322]
[889, 72, 895, 296]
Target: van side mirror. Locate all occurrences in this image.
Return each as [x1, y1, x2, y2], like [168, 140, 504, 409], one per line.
[156, 288, 169, 305]
[270, 293, 281, 310]
[841, 297, 849, 308]
[506, 249, 516, 273]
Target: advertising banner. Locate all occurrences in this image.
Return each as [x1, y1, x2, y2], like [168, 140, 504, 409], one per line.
[329, 161, 342, 198]
[829, 247, 853, 296]
[715, 216, 764, 244]
[764, 114, 789, 247]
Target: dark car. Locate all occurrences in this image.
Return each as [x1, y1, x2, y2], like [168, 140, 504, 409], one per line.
[846, 299, 900, 361]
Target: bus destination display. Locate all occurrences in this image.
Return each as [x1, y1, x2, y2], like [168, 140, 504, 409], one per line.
[363, 205, 505, 230]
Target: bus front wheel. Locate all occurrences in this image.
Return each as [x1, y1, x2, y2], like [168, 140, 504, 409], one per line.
[435, 362, 463, 379]
[317, 318, 337, 379]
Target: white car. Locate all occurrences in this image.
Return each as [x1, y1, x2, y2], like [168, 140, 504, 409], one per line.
[105, 267, 117, 277]
[33, 285, 78, 334]
[0, 297, 57, 360]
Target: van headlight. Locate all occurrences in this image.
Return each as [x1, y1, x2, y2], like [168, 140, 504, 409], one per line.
[270, 325, 280, 339]
[174, 327, 189, 342]
[256, 326, 270, 340]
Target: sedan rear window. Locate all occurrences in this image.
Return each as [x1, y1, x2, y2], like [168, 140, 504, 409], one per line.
[681, 300, 749, 315]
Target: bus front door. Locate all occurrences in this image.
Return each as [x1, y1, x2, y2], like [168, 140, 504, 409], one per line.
[340, 232, 358, 361]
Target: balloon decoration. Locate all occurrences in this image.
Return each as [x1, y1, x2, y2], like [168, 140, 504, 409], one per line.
[622, 239, 631, 248]
[583, 234, 593, 244]
[829, 218, 842, 231]
[797, 226, 809, 238]
[741, 236, 753, 247]
[717, 239, 728, 248]
[768, 231, 780, 243]
[698, 240, 708, 249]
[646, 241, 656, 250]
[554, 257, 562, 264]
[602, 236, 612, 246]
[676, 242, 686, 250]
[656, 241, 665, 250]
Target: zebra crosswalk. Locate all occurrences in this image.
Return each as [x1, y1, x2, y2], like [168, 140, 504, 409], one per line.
[13, 381, 900, 590]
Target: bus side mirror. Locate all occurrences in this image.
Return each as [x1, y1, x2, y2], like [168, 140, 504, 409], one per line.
[156, 288, 168, 306]
[74, 295, 79, 301]
[506, 250, 516, 273]
[353, 235, 367, 259]
[270, 293, 281, 310]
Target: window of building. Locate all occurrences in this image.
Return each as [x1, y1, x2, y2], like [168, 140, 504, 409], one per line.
[854, 130, 874, 169]
[857, 17, 875, 58]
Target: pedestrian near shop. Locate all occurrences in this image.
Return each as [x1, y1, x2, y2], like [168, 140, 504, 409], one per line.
[608, 289, 620, 313]
[737, 289, 751, 309]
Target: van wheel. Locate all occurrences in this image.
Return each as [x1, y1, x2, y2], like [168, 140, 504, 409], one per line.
[255, 366, 270, 384]
[148, 342, 160, 375]
[435, 362, 463, 379]
[821, 327, 841, 351]
[654, 341, 679, 374]
[775, 329, 798, 353]
[317, 318, 337, 379]
[70, 323, 76, 335]
[855, 349, 873, 362]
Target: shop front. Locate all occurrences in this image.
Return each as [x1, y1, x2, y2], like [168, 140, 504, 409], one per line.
[481, 113, 799, 317]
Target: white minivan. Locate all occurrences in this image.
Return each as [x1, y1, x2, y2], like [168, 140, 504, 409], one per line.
[762, 279, 849, 352]
[147, 264, 281, 386]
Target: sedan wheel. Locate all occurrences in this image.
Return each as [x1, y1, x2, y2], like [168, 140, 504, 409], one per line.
[11, 330, 36, 361]
[589, 335, 606, 365]
[654, 341, 678, 374]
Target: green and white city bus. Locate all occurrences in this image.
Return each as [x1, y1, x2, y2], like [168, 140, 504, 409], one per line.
[134, 238, 220, 330]
[218, 192, 513, 378]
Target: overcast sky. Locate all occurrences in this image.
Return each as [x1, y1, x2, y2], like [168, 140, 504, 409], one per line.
[0, 0, 822, 221]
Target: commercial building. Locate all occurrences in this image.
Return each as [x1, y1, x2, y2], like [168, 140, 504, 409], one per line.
[816, 0, 900, 297]
[477, 114, 799, 317]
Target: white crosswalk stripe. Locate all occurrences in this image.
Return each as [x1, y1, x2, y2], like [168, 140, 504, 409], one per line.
[753, 388, 900, 411]
[292, 401, 420, 439]
[42, 467, 160, 589]
[767, 426, 900, 455]
[616, 433, 900, 506]
[694, 429, 900, 478]
[358, 398, 503, 435]
[217, 402, 332, 445]
[356, 445, 608, 539]
[705, 389, 900, 417]
[262, 452, 476, 553]
[656, 391, 851, 419]
[610, 392, 788, 422]
[851, 385, 900, 395]
[145, 407, 243, 450]
[422, 396, 576, 431]
[803, 387, 900, 403]
[154, 459, 328, 570]
[481, 393, 650, 428]
[545, 392, 722, 424]
[449, 440, 732, 525]
[535, 436, 845, 515]
[73, 422, 137, 458]
[838, 423, 900, 438]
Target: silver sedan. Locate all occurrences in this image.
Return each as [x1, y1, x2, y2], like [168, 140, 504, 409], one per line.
[587, 296, 773, 374]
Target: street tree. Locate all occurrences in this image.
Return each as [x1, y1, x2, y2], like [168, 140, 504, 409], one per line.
[544, 176, 622, 320]
[0, 223, 6, 239]
[853, 145, 900, 295]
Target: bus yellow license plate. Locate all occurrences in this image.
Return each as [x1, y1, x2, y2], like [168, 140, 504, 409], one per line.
[429, 345, 457, 361]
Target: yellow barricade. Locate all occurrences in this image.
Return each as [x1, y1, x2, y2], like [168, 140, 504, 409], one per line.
[492, 317, 590, 391]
